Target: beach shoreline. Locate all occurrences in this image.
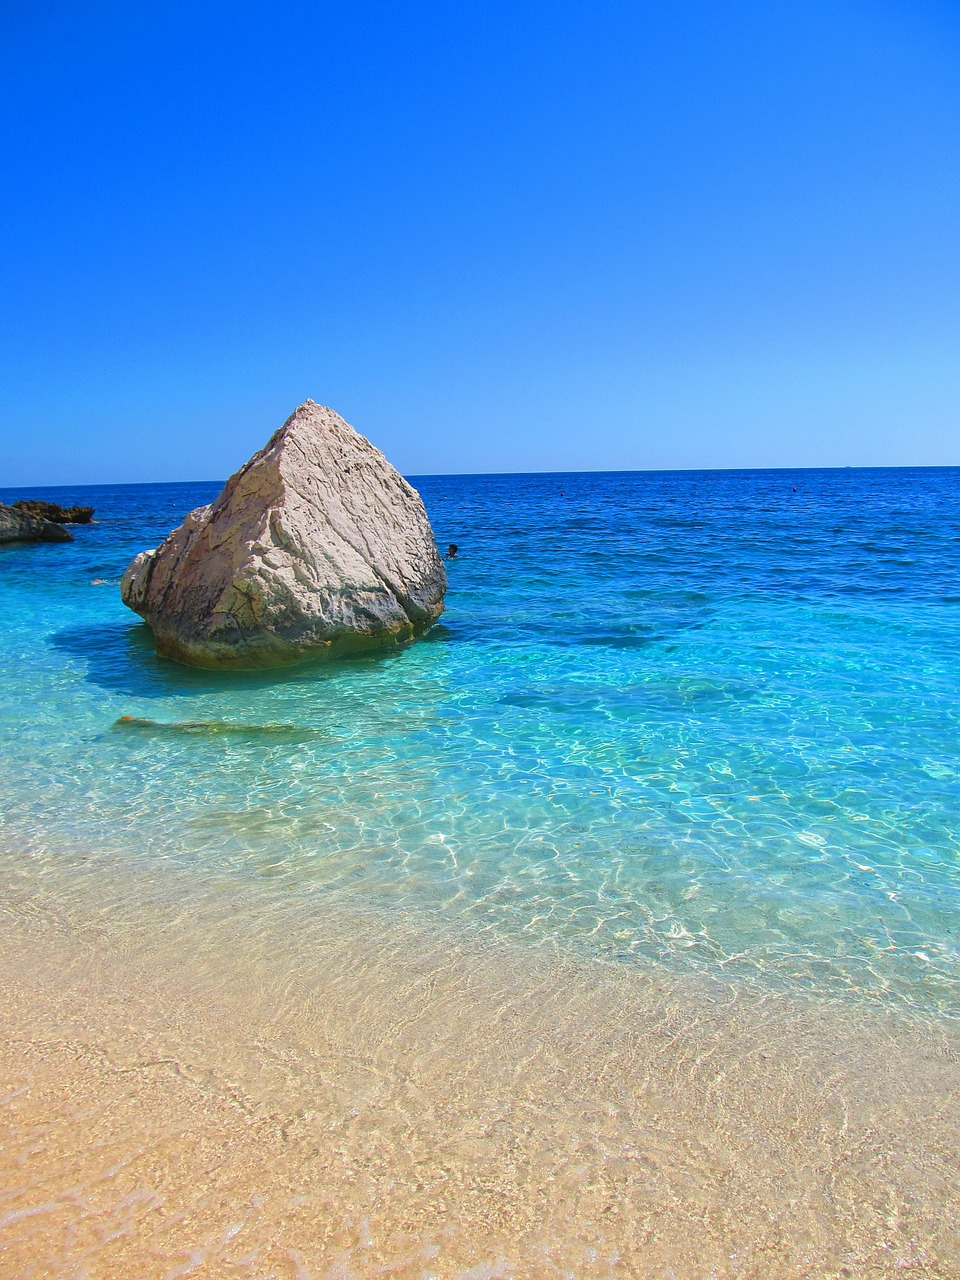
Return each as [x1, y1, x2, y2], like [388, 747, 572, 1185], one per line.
[2, 849, 957, 1278]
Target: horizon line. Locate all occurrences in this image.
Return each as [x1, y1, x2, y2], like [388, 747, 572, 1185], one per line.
[2, 460, 960, 491]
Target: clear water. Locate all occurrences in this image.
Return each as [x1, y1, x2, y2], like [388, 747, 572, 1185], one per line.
[2, 468, 959, 1016]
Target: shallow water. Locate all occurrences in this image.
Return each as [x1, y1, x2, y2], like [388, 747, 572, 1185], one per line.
[1, 467, 960, 1275]
[1, 468, 959, 1012]
[1, 856, 958, 1278]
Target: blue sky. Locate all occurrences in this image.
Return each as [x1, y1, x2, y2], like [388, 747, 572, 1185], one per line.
[2, 0, 959, 484]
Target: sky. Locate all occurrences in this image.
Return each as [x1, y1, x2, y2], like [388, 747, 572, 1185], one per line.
[1, 0, 959, 484]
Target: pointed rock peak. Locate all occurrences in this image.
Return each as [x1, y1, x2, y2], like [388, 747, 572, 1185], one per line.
[284, 401, 360, 437]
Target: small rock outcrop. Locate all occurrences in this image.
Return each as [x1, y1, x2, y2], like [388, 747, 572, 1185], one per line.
[121, 401, 447, 669]
[13, 500, 94, 524]
[0, 502, 73, 544]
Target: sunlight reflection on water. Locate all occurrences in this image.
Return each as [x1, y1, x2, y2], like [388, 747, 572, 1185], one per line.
[1, 467, 959, 1013]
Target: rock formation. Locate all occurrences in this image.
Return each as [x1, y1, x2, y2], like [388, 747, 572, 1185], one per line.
[121, 401, 447, 668]
[0, 502, 73, 543]
[12, 499, 94, 523]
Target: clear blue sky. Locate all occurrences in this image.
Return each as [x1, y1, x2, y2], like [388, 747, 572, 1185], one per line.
[2, 0, 959, 484]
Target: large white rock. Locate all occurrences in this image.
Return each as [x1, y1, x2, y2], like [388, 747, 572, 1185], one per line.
[121, 401, 447, 668]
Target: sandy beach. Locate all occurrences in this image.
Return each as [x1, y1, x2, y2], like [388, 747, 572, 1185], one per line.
[2, 852, 957, 1279]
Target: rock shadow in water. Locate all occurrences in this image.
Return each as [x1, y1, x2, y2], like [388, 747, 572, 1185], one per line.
[49, 620, 443, 699]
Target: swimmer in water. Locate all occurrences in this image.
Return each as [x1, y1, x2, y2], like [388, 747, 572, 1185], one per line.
[446, 543, 459, 560]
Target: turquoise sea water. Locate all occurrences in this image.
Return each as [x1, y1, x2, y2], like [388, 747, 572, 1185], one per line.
[1, 468, 959, 1016]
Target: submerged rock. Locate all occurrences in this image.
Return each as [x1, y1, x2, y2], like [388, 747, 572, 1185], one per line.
[121, 401, 447, 668]
[113, 716, 318, 738]
[12, 499, 94, 524]
[0, 502, 73, 544]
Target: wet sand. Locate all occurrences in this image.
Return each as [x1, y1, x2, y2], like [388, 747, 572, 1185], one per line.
[1, 855, 958, 1278]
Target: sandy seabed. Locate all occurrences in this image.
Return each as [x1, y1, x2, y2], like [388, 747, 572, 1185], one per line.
[0, 853, 958, 1279]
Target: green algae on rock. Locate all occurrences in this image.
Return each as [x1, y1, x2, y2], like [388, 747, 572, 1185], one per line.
[120, 402, 446, 669]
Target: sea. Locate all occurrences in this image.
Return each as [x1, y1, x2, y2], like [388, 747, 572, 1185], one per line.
[1, 467, 959, 1277]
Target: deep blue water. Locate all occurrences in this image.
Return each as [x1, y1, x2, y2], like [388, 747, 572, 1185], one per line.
[2, 467, 959, 1014]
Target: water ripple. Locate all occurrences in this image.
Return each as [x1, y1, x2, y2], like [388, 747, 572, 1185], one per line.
[1, 468, 960, 1013]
